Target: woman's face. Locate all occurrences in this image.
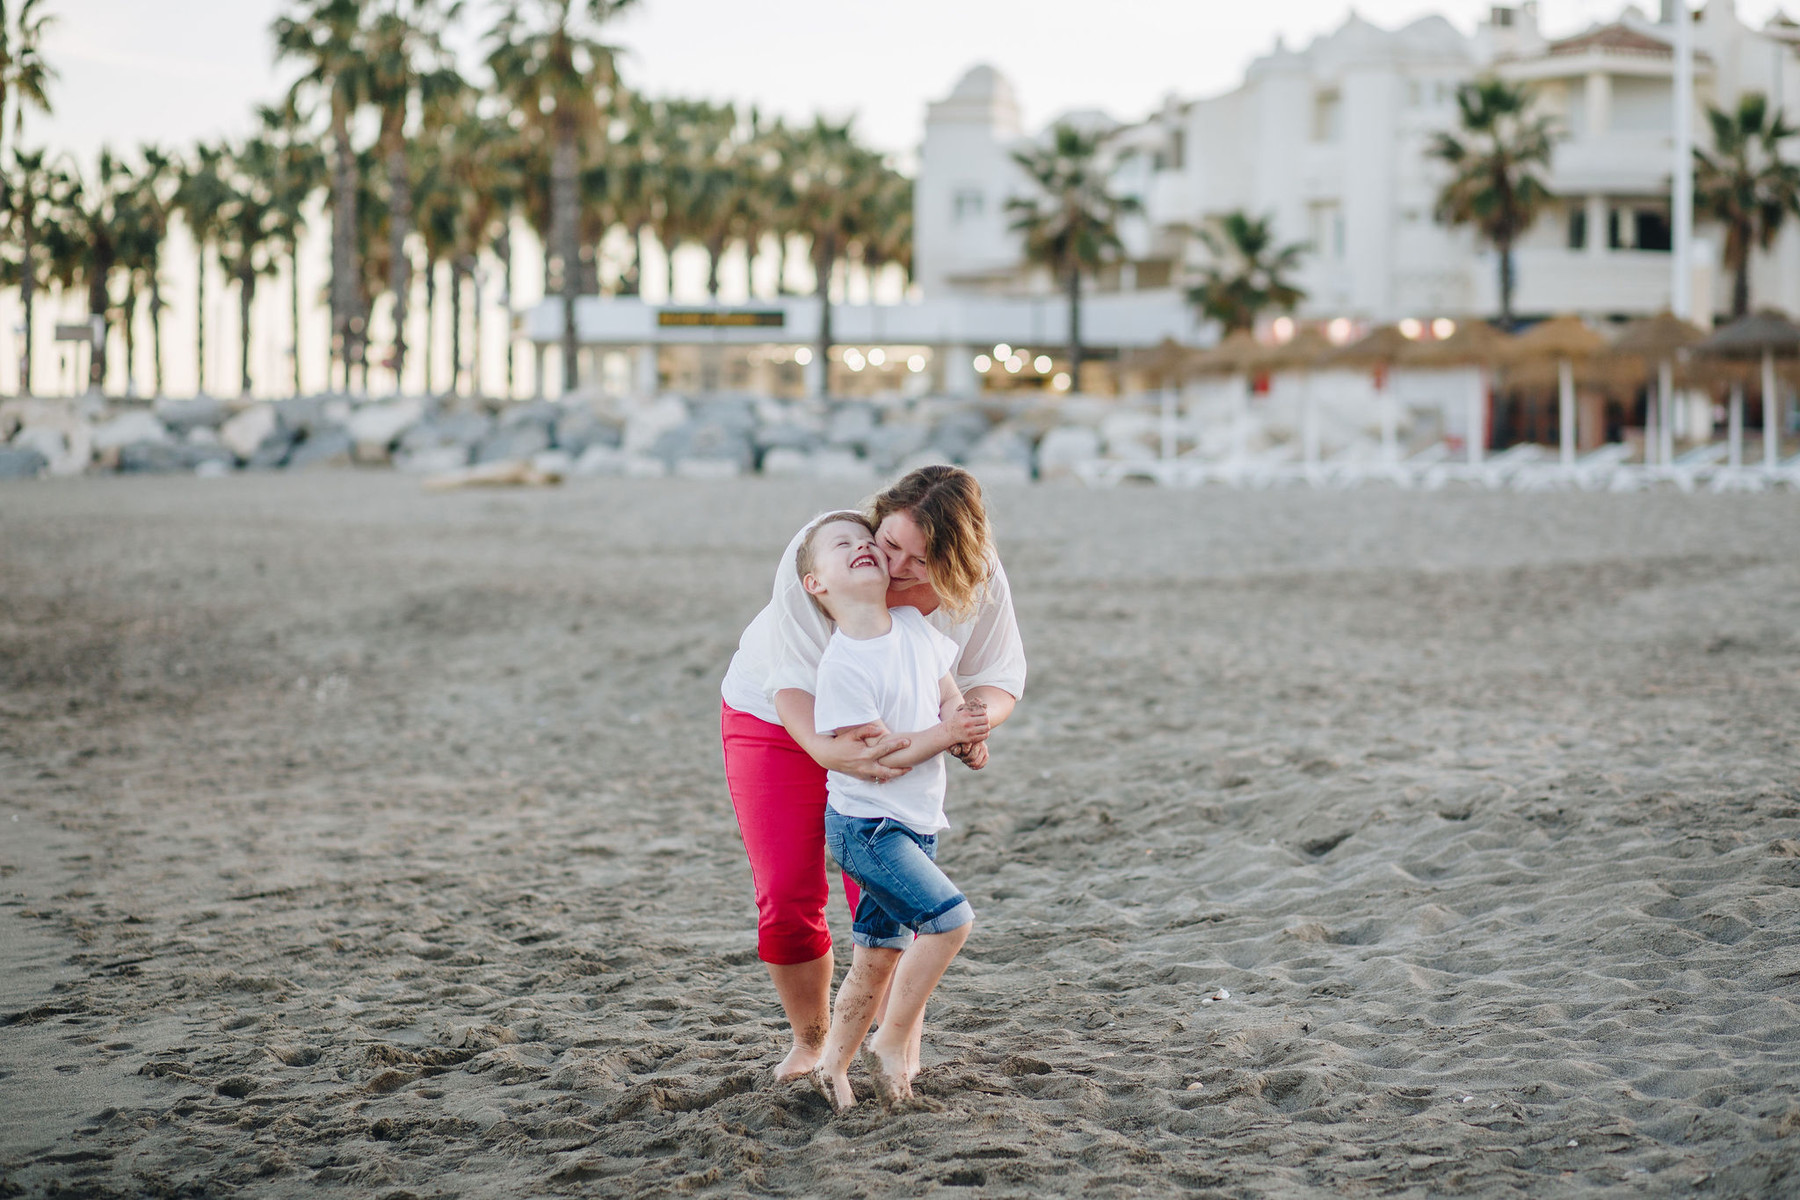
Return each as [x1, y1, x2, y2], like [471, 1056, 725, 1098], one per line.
[876, 510, 932, 595]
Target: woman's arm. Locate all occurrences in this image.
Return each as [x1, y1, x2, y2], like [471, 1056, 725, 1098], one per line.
[774, 688, 913, 783]
[961, 685, 1016, 730]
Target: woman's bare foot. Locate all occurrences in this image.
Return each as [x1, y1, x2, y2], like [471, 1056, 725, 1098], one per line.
[808, 1064, 856, 1112]
[861, 1040, 912, 1106]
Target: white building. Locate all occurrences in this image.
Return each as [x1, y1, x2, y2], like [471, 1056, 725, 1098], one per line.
[916, 1, 1800, 327]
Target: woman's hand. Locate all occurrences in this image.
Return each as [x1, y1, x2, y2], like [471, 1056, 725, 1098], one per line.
[828, 722, 913, 783]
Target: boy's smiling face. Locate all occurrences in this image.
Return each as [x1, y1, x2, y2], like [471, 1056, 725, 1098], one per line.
[802, 519, 889, 616]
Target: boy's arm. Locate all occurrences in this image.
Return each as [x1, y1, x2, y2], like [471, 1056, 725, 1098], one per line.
[879, 674, 991, 769]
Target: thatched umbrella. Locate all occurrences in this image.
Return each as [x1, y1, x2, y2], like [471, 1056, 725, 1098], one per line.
[1612, 312, 1708, 466]
[1249, 328, 1336, 470]
[1190, 330, 1268, 464]
[1326, 325, 1413, 462]
[1124, 338, 1202, 462]
[1393, 321, 1513, 464]
[1501, 316, 1609, 466]
[1695, 309, 1800, 471]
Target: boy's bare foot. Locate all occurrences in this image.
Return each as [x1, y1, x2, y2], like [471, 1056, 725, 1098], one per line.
[808, 1064, 856, 1112]
[861, 1042, 912, 1106]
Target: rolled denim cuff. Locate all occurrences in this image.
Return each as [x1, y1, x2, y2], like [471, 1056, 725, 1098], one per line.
[851, 929, 914, 950]
[916, 899, 974, 936]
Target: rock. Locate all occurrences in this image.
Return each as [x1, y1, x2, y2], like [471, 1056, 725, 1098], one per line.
[286, 427, 354, 469]
[117, 440, 191, 473]
[895, 447, 957, 476]
[967, 427, 1035, 474]
[394, 445, 471, 475]
[400, 412, 491, 453]
[3, 399, 95, 474]
[497, 399, 562, 431]
[473, 424, 551, 465]
[10, 428, 74, 475]
[621, 454, 669, 479]
[346, 398, 425, 461]
[571, 445, 627, 477]
[530, 450, 575, 477]
[423, 459, 564, 491]
[621, 396, 690, 455]
[864, 423, 931, 471]
[759, 447, 815, 477]
[93, 410, 172, 453]
[753, 422, 821, 454]
[968, 460, 1033, 487]
[826, 403, 878, 450]
[194, 458, 233, 478]
[274, 395, 330, 436]
[0, 445, 48, 479]
[550, 407, 621, 456]
[1100, 411, 1159, 461]
[154, 396, 226, 434]
[654, 420, 753, 474]
[674, 456, 744, 479]
[245, 428, 299, 470]
[695, 397, 758, 436]
[219, 404, 279, 460]
[1035, 426, 1102, 480]
[811, 447, 877, 482]
[186, 426, 221, 445]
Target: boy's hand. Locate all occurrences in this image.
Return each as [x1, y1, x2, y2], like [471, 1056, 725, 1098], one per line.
[835, 721, 911, 782]
[944, 699, 989, 747]
[950, 741, 989, 770]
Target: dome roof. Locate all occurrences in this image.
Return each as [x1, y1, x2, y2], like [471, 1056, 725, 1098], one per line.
[950, 64, 1019, 108]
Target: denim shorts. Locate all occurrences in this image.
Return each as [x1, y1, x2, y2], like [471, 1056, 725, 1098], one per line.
[824, 810, 974, 950]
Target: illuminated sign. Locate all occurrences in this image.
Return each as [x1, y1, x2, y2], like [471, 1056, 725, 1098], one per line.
[656, 310, 786, 328]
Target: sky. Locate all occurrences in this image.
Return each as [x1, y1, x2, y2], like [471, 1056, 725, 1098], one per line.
[34, 0, 1798, 168]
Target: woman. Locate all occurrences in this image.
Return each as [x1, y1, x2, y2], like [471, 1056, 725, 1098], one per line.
[719, 465, 1026, 1080]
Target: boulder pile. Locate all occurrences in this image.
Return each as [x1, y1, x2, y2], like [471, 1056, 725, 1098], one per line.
[0, 392, 1170, 485]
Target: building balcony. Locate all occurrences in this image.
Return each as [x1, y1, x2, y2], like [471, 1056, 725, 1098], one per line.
[1547, 134, 1675, 195]
[1473, 247, 1674, 317]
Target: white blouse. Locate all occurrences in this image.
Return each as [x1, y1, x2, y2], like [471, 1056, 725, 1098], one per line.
[720, 518, 1028, 726]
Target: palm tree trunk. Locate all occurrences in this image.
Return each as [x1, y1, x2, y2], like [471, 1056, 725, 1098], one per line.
[87, 271, 110, 393]
[1497, 238, 1516, 330]
[450, 258, 464, 398]
[288, 243, 302, 397]
[149, 249, 165, 397]
[1731, 241, 1750, 319]
[423, 260, 437, 395]
[123, 282, 138, 395]
[239, 269, 255, 397]
[195, 244, 208, 396]
[552, 113, 580, 394]
[1067, 261, 1083, 390]
[706, 235, 725, 299]
[19, 214, 34, 396]
[813, 245, 833, 399]
[499, 224, 515, 400]
[330, 99, 358, 393]
[386, 133, 412, 391]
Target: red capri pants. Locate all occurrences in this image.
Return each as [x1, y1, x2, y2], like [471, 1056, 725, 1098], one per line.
[720, 700, 862, 965]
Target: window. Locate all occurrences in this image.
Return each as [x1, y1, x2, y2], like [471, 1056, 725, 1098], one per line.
[1568, 208, 1587, 250]
[1634, 209, 1672, 252]
[1312, 89, 1342, 143]
[952, 189, 984, 224]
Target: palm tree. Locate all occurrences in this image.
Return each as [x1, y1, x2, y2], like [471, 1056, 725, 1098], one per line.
[487, 0, 639, 394]
[275, 0, 374, 393]
[1427, 78, 1556, 330]
[1185, 211, 1309, 334]
[219, 138, 283, 397]
[366, 0, 463, 391]
[256, 101, 326, 397]
[1694, 93, 1800, 320]
[0, 0, 57, 162]
[1006, 123, 1139, 389]
[0, 146, 70, 394]
[175, 143, 234, 397]
[126, 145, 179, 395]
[60, 150, 137, 392]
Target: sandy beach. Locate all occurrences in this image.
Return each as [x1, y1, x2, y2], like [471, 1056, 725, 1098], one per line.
[3, 473, 1798, 1198]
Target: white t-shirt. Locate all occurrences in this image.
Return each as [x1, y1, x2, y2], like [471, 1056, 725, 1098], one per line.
[720, 518, 1028, 725]
[813, 608, 961, 835]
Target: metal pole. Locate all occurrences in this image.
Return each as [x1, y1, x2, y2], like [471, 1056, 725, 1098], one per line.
[1764, 348, 1780, 471]
[1559, 359, 1576, 466]
[1672, 3, 1695, 320]
[1658, 359, 1675, 467]
[1160, 385, 1176, 463]
[1728, 381, 1743, 467]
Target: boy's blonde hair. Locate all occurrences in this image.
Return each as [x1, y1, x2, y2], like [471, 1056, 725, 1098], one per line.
[795, 510, 876, 617]
[866, 465, 994, 622]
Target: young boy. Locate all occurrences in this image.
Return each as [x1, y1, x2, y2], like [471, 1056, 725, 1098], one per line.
[794, 511, 990, 1110]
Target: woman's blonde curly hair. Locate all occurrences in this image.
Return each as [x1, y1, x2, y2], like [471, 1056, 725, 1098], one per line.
[866, 465, 995, 622]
